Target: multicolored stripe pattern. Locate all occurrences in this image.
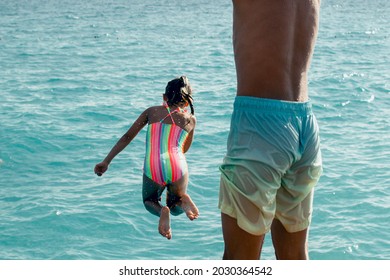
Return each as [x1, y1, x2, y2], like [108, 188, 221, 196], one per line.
[144, 123, 189, 186]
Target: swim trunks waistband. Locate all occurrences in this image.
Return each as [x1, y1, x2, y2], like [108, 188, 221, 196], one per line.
[234, 96, 313, 115]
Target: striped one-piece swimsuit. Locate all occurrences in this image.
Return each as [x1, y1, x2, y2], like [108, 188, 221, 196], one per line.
[143, 107, 189, 186]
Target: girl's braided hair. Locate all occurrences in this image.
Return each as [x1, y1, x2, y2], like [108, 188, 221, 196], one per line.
[165, 76, 194, 115]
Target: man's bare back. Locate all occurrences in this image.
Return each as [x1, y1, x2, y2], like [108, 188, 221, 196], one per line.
[233, 0, 320, 101]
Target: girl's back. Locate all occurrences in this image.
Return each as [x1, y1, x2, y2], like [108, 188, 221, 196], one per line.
[144, 105, 195, 186]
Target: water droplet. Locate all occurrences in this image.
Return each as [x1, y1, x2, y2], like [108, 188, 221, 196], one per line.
[345, 246, 353, 253]
[367, 95, 375, 103]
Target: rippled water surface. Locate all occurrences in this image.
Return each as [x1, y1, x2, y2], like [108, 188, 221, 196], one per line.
[0, 0, 389, 260]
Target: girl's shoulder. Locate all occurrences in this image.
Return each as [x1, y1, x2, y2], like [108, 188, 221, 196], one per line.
[177, 108, 195, 119]
[144, 105, 166, 117]
[145, 105, 165, 112]
[187, 113, 196, 124]
[181, 112, 196, 131]
[144, 105, 169, 124]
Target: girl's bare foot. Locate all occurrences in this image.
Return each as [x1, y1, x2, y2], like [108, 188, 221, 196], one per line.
[158, 206, 172, 239]
[180, 194, 199, 220]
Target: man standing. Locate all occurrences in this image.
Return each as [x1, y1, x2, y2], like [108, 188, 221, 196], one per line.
[219, 0, 323, 259]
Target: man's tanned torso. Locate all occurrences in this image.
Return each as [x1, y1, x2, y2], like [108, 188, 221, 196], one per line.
[232, 0, 320, 101]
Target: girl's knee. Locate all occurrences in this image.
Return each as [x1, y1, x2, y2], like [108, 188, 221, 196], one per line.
[143, 199, 161, 217]
[167, 199, 184, 216]
[169, 206, 184, 216]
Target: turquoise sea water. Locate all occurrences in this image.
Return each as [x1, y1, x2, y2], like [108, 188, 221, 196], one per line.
[0, 0, 389, 260]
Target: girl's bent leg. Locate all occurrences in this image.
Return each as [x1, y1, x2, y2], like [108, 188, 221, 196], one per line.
[142, 174, 165, 217]
[167, 174, 199, 220]
[142, 175, 172, 239]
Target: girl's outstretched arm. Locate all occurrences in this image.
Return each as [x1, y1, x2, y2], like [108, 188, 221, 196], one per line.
[94, 109, 148, 176]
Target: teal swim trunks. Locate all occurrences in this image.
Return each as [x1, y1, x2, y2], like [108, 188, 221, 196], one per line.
[219, 96, 322, 235]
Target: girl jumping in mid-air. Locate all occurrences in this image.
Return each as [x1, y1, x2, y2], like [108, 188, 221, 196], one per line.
[94, 76, 199, 239]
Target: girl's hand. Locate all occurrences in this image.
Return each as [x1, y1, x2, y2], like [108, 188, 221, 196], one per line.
[94, 161, 108, 176]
